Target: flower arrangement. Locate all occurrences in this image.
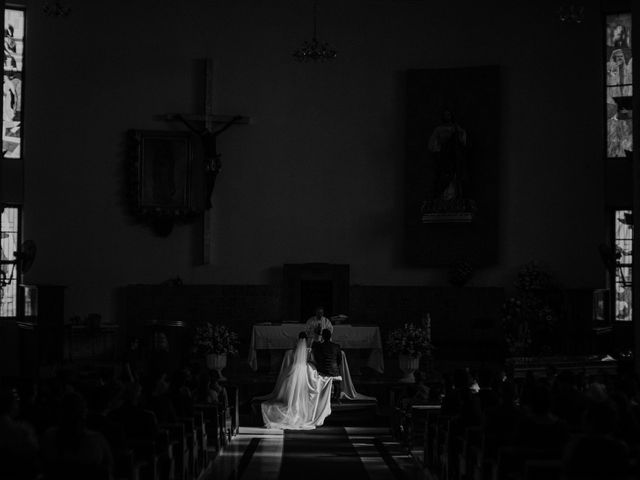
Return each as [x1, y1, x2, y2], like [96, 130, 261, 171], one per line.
[502, 262, 559, 356]
[386, 321, 433, 358]
[193, 322, 239, 356]
[501, 297, 531, 355]
[513, 261, 551, 291]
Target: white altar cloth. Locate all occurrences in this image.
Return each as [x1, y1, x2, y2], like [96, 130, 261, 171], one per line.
[248, 324, 384, 374]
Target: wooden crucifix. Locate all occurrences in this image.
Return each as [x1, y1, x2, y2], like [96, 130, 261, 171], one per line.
[162, 59, 250, 265]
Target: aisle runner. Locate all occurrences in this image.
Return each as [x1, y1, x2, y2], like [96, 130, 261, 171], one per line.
[279, 427, 370, 480]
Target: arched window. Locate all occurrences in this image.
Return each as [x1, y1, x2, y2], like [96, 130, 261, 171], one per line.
[1, 7, 25, 317]
[605, 12, 634, 322]
[605, 13, 632, 159]
[3, 7, 24, 159]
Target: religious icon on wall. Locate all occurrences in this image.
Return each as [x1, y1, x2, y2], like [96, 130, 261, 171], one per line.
[422, 109, 477, 223]
[128, 130, 205, 236]
[140, 137, 189, 208]
[405, 66, 500, 266]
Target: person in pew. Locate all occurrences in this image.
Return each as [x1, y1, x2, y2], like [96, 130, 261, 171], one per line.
[440, 373, 459, 415]
[208, 370, 229, 407]
[441, 369, 482, 426]
[610, 389, 640, 445]
[482, 380, 521, 451]
[16, 380, 45, 435]
[311, 328, 342, 403]
[186, 362, 202, 392]
[518, 370, 537, 408]
[476, 368, 499, 412]
[86, 385, 128, 454]
[109, 382, 160, 441]
[582, 398, 619, 436]
[563, 435, 632, 480]
[169, 369, 195, 418]
[400, 370, 431, 409]
[513, 383, 569, 454]
[0, 385, 40, 480]
[551, 371, 588, 431]
[195, 370, 218, 405]
[147, 373, 178, 424]
[147, 331, 171, 385]
[122, 336, 143, 384]
[181, 366, 195, 394]
[41, 391, 113, 480]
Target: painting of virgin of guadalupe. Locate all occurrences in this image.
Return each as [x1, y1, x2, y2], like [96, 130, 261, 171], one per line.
[129, 130, 206, 236]
[405, 66, 501, 266]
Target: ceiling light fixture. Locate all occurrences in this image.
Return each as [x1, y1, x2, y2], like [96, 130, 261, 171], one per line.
[292, 1, 337, 62]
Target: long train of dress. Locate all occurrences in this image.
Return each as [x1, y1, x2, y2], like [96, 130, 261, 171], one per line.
[257, 340, 335, 430]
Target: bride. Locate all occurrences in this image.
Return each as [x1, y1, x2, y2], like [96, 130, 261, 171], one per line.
[257, 332, 335, 430]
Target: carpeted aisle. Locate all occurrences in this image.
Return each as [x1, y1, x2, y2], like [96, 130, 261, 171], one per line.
[278, 426, 370, 480]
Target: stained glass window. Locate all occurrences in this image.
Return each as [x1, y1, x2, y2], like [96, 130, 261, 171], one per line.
[3, 8, 24, 159]
[606, 13, 633, 158]
[0, 207, 20, 317]
[614, 210, 633, 321]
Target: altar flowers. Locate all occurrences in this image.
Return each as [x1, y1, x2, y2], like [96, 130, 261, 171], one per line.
[386, 320, 433, 358]
[193, 322, 239, 356]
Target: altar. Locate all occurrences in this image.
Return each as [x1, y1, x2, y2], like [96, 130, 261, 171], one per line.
[248, 324, 384, 374]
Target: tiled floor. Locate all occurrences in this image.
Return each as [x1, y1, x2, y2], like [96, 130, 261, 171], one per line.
[206, 424, 427, 480]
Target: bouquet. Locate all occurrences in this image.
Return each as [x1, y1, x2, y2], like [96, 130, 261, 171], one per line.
[193, 322, 239, 356]
[387, 322, 433, 358]
[514, 261, 551, 291]
[502, 261, 559, 356]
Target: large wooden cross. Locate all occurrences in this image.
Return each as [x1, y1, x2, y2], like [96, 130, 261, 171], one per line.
[162, 59, 250, 265]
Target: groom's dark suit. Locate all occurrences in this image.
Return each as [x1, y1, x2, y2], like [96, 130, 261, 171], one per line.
[312, 339, 342, 377]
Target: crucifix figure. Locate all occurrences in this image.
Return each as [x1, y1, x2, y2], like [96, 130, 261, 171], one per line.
[162, 58, 250, 264]
[170, 113, 243, 209]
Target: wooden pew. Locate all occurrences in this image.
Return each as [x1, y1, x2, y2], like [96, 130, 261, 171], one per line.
[194, 404, 222, 453]
[457, 426, 483, 480]
[177, 416, 199, 479]
[159, 422, 189, 480]
[493, 447, 561, 480]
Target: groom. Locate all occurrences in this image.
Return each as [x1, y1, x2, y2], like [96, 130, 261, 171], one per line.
[312, 329, 342, 402]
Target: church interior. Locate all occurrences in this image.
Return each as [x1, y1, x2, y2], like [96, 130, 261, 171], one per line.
[0, 0, 639, 479]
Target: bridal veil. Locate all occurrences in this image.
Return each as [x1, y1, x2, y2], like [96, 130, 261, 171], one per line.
[259, 338, 333, 430]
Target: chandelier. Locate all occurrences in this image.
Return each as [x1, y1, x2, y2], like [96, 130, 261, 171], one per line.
[293, 1, 337, 62]
[42, 1, 71, 17]
[558, 3, 584, 24]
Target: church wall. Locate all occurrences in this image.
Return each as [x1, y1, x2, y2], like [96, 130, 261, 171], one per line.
[20, 0, 605, 325]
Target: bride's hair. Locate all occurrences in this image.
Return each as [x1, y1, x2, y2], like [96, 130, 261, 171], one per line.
[298, 331, 307, 339]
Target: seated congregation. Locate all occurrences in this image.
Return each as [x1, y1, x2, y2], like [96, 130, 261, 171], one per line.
[393, 366, 640, 480]
[0, 359, 237, 480]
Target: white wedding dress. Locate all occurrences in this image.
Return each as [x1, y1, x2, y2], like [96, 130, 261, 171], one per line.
[258, 339, 334, 430]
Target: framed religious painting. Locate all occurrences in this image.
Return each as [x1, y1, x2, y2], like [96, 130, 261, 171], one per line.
[128, 130, 204, 235]
[405, 66, 501, 266]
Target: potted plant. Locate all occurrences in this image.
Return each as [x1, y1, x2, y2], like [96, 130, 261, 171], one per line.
[193, 322, 239, 381]
[501, 261, 559, 358]
[387, 320, 433, 383]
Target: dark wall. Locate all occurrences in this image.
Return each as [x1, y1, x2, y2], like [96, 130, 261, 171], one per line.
[20, 0, 605, 322]
[121, 284, 505, 364]
[121, 284, 598, 367]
